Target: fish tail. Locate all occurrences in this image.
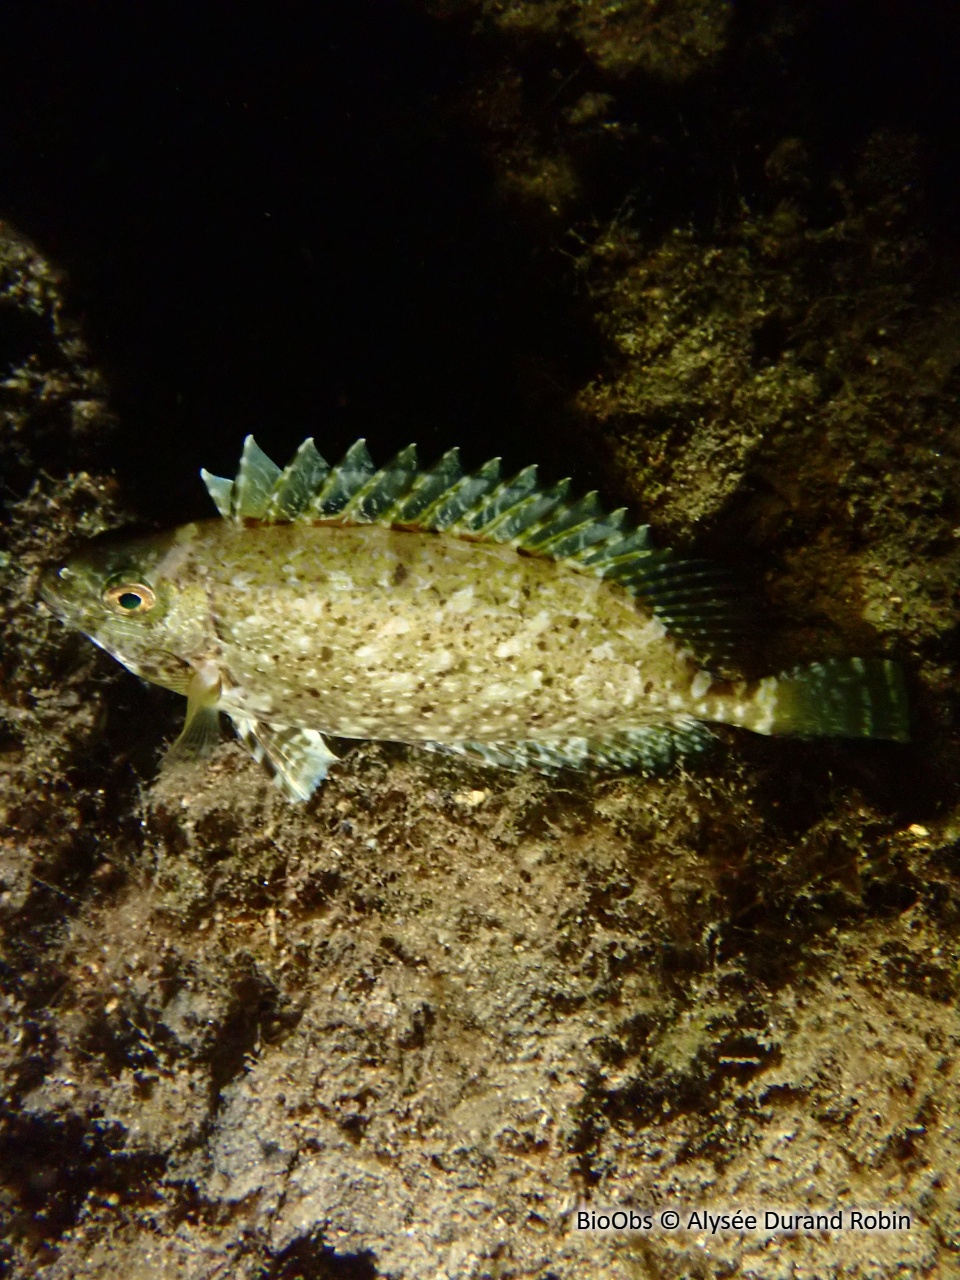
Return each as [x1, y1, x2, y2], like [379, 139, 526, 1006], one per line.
[760, 657, 909, 741]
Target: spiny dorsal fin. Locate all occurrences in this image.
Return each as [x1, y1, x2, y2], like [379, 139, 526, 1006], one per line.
[265, 437, 330, 521]
[200, 437, 746, 660]
[388, 455, 498, 531]
[201, 435, 285, 520]
[203, 438, 632, 550]
[307, 438, 376, 517]
[453, 476, 573, 544]
[387, 447, 463, 524]
[446, 464, 538, 536]
[200, 468, 234, 517]
[338, 443, 419, 522]
[235, 436, 282, 518]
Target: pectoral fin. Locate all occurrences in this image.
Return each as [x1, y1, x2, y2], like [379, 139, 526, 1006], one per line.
[230, 717, 339, 802]
[168, 664, 223, 760]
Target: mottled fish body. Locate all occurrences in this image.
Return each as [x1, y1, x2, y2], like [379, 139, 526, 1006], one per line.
[40, 437, 909, 800]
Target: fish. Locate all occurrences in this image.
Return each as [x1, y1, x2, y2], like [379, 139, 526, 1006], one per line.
[38, 436, 909, 802]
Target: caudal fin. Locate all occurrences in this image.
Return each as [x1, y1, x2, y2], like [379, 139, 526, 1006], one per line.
[769, 658, 909, 742]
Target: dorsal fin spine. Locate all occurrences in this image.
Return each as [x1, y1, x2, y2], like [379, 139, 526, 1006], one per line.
[337, 443, 419, 522]
[233, 436, 283, 520]
[449, 464, 537, 535]
[530, 520, 621, 561]
[554, 508, 630, 564]
[387, 448, 463, 523]
[305, 439, 375, 516]
[423, 458, 503, 530]
[579, 528, 656, 573]
[516, 491, 603, 551]
[485, 478, 572, 544]
[266, 437, 330, 521]
[486, 478, 557, 535]
[201, 470, 235, 517]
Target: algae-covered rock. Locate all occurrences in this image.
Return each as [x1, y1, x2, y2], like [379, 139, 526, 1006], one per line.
[428, 0, 731, 82]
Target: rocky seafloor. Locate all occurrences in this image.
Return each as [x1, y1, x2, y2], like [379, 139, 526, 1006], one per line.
[2, 3, 960, 1277]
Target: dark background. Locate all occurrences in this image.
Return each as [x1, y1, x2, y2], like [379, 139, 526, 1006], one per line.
[1, 0, 958, 519]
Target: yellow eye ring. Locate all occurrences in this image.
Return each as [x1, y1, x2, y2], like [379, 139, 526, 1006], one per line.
[102, 581, 157, 614]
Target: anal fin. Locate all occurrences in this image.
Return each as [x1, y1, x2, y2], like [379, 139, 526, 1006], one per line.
[230, 717, 339, 801]
[424, 719, 714, 776]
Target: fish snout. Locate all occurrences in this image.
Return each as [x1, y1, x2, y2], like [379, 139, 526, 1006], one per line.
[37, 564, 72, 616]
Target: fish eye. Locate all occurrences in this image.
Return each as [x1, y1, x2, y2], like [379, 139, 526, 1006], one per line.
[102, 581, 157, 614]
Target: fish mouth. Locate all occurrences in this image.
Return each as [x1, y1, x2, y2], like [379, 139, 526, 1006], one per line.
[37, 565, 73, 617]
